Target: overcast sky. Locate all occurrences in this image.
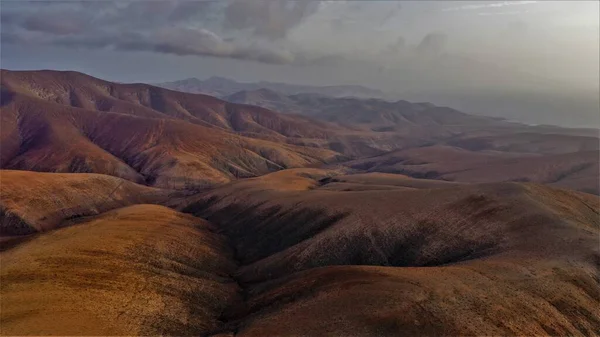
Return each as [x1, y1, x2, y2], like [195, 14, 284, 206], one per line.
[1, 1, 599, 126]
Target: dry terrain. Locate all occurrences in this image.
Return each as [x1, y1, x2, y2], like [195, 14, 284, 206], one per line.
[2, 69, 598, 194]
[2, 169, 599, 335]
[178, 170, 600, 336]
[1, 69, 599, 336]
[0, 170, 172, 235]
[342, 145, 599, 194]
[1, 205, 239, 336]
[1, 89, 340, 189]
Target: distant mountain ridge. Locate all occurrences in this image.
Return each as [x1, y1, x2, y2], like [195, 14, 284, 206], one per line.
[155, 76, 389, 99]
[224, 89, 501, 131]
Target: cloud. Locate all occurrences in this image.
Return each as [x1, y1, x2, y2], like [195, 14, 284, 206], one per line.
[144, 28, 296, 64]
[443, 1, 538, 12]
[22, 14, 87, 35]
[223, 0, 320, 39]
[1, 1, 394, 66]
[0, 1, 303, 65]
[477, 10, 531, 16]
[48, 27, 297, 65]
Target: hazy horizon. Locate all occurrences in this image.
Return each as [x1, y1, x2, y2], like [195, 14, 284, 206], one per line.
[2, 0, 599, 127]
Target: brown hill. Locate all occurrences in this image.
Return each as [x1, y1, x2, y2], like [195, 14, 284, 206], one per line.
[224, 88, 304, 115]
[0, 92, 340, 189]
[180, 169, 599, 282]
[1, 68, 599, 335]
[1, 168, 598, 335]
[342, 145, 599, 194]
[0, 205, 239, 336]
[177, 169, 599, 336]
[1, 69, 341, 140]
[0, 170, 171, 235]
[4, 69, 597, 169]
[318, 172, 462, 191]
[446, 131, 599, 154]
[224, 87, 599, 159]
[1, 69, 428, 160]
[14, 69, 583, 160]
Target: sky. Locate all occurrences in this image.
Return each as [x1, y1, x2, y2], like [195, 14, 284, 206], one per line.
[1, 0, 599, 127]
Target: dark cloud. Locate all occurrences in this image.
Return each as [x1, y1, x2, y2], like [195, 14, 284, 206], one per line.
[0, 1, 300, 65]
[11, 26, 295, 65]
[22, 15, 87, 35]
[223, 0, 320, 39]
[139, 28, 295, 64]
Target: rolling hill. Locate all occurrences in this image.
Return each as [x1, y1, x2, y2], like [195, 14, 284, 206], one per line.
[340, 145, 600, 194]
[0, 204, 239, 336]
[0, 69, 340, 139]
[0, 170, 172, 235]
[2, 168, 598, 335]
[177, 169, 599, 335]
[0, 87, 341, 189]
[0, 69, 447, 161]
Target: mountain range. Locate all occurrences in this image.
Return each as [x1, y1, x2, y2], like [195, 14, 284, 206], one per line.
[157, 71, 600, 129]
[156, 76, 389, 99]
[1, 69, 599, 336]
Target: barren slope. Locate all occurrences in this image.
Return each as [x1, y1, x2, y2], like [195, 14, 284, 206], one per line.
[0, 170, 171, 235]
[181, 170, 599, 282]
[1, 68, 599, 336]
[4, 69, 597, 164]
[1, 69, 419, 160]
[0, 205, 239, 336]
[175, 169, 599, 335]
[0, 92, 340, 189]
[1, 168, 598, 336]
[1, 69, 341, 140]
[343, 145, 599, 194]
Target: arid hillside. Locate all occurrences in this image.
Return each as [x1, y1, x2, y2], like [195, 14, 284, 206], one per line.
[0, 69, 443, 160]
[0, 170, 173, 235]
[0, 91, 340, 189]
[180, 169, 599, 281]
[1, 68, 599, 335]
[2, 168, 598, 336]
[341, 145, 600, 194]
[12, 69, 592, 160]
[176, 169, 599, 336]
[1, 69, 338, 139]
[0, 204, 240, 336]
[2, 69, 598, 193]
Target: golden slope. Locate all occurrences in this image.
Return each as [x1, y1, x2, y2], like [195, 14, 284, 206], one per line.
[178, 170, 599, 335]
[0, 170, 170, 235]
[0, 205, 239, 336]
